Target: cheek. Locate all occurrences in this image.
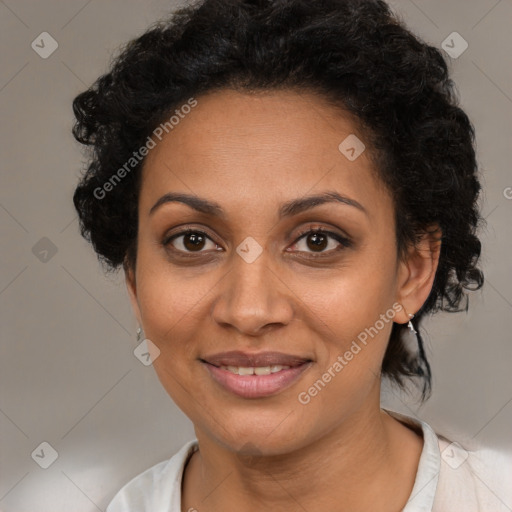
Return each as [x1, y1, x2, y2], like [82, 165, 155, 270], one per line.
[134, 271, 206, 401]
[141, 279, 207, 418]
[293, 263, 397, 399]
[298, 259, 396, 341]
[136, 260, 215, 347]
[295, 301, 394, 431]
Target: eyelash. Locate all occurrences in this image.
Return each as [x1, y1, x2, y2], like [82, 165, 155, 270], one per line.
[162, 225, 352, 259]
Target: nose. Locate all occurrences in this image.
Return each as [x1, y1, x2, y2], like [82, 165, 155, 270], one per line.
[211, 245, 295, 337]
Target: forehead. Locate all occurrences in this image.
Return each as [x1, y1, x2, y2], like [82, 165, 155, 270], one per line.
[139, 89, 391, 222]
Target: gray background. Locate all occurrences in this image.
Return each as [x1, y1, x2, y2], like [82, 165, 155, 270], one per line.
[1, 0, 511, 510]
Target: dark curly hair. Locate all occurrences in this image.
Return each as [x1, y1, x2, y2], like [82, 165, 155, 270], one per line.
[72, 0, 484, 401]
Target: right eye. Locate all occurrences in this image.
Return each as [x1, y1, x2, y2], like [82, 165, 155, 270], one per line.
[163, 229, 222, 254]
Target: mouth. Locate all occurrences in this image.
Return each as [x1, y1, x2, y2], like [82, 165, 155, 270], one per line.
[201, 350, 312, 368]
[213, 364, 294, 375]
[200, 351, 313, 399]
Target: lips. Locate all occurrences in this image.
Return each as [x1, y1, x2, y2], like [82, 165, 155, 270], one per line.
[201, 350, 312, 368]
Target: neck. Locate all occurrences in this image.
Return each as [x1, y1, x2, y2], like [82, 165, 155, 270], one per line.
[182, 395, 422, 511]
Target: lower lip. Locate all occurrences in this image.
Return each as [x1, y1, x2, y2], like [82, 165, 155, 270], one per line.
[202, 362, 312, 399]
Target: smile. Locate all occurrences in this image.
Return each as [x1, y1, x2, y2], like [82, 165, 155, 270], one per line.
[202, 360, 312, 398]
[219, 365, 290, 375]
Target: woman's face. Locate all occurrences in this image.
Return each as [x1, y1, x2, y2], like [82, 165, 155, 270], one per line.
[126, 89, 418, 454]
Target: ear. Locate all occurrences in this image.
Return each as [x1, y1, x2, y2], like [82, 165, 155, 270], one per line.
[124, 263, 143, 328]
[395, 225, 442, 323]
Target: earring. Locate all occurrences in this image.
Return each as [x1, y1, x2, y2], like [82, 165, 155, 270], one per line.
[399, 306, 432, 398]
[401, 304, 417, 334]
[407, 313, 417, 334]
[136, 326, 143, 342]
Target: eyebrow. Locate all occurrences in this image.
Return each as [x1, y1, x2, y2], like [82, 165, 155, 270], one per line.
[149, 191, 368, 218]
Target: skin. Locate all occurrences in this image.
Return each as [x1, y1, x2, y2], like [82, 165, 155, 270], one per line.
[125, 89, 442, 512]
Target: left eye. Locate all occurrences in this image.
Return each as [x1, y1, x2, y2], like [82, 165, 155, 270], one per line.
[290, 230, 350, 254]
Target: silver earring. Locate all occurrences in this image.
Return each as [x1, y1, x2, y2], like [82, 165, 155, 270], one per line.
[136, 326, 143, 342]
[408, 314, 417, 334]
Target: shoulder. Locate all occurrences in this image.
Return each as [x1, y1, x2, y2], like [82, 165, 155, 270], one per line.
[432, 434, 480, 511]
[384, 409, 509, 512]
[434, 434, 512, 512]
[106, 439, 198, 512]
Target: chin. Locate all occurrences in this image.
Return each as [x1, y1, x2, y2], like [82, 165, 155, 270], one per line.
[201, 408, 311, 455]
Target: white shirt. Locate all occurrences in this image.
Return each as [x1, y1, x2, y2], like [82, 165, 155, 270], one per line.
[105, 409, 503, 511]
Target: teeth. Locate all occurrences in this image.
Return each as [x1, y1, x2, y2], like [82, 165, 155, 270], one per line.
[220, 365, 291, 375]
[254, 366, 271, 375]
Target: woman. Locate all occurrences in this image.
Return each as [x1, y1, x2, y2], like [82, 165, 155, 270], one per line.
[72, 0, 486, 510]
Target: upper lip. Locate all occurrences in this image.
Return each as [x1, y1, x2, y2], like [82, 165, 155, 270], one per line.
[201, 351, 312, 368]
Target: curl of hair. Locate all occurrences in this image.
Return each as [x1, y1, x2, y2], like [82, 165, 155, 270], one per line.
[72, 0, 484, 401]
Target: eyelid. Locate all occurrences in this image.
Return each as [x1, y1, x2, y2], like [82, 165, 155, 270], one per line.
[293, 225, 351, 243]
